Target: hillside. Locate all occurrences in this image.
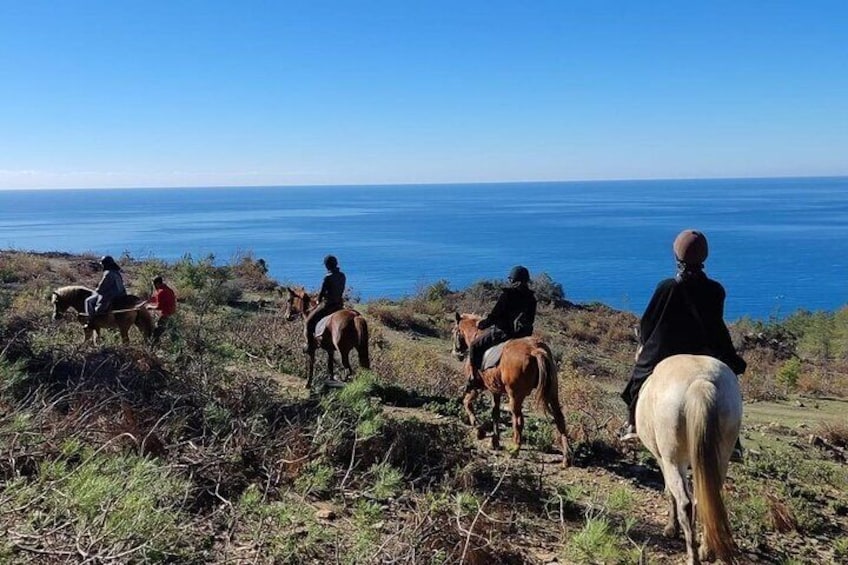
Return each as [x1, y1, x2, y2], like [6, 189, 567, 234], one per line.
[1, 250, 847, 564]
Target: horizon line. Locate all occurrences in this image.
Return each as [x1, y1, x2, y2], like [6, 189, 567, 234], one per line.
[1, 173, 847, 192]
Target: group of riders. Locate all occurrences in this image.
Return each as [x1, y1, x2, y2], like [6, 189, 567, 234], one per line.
[84, 255, 176, 345]
[85, 228, 745, 459]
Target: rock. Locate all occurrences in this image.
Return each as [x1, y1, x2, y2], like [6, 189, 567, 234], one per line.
[316, 508, 336, 520]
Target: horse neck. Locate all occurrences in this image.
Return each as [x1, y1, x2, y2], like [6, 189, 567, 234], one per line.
[460, 319, 480, 344]
[62, 287, 93, 312]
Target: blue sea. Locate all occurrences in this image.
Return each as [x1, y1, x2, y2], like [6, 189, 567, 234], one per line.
[1, 177, 847, 320]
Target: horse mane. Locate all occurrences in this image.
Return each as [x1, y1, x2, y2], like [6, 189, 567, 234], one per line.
[53, 285, 94, 300]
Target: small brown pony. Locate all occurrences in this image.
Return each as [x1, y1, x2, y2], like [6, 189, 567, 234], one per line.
[283, 287, 370, 389]
[452, 313, 569, 466]
[51, 285, 153, 345]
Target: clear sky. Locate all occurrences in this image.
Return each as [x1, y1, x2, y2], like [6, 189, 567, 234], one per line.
[1, 1, 846, 189]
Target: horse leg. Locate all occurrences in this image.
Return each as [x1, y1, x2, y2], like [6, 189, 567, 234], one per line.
[339, 345, 353, 381]
[491, 393, 502, 450]
[84, 326, 93, 344]
[326, 349, 335, 380]
[120, 323, 130, 345]
[547, 390, 570, 467]
[306, 351, 315, 389]
[463, 389, 482, 430]
[508, 393, 525, 454]
[663, 489, 680, 539]
[663, 460, 698, 565]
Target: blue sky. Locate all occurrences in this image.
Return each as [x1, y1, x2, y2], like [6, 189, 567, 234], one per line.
[1, 1, 846, 189]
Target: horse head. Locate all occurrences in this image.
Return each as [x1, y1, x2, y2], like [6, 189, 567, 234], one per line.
[50, 291, 65, 321]
[50, 286, 93, 322]
[451, 312, 481, 360]
[284, 287, 315, 321]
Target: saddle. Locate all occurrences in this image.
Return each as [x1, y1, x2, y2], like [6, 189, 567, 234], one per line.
[481, 341, 509, 371]
[94, 295, 142, 316]
[313, 314, 334, 338]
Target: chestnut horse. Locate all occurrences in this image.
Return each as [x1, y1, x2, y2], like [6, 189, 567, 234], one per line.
[51, 285, 153, 345]
[636, 354, 741, 565]
[283, 287, 370, 389]
[451, 313, 569, 466]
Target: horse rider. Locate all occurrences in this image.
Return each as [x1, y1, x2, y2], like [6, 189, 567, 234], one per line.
[303, 255, 347, 353]
[466, 265, 537, 391]
[146, 275, 177, 345]
[620, 230, 747, 459]
[84, 255, 127, 329]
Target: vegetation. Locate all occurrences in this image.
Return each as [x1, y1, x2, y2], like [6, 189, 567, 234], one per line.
[1, 249, 847, 563]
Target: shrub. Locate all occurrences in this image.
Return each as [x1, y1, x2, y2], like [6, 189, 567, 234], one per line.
[533, 272, 566, 304]
[776, 357, 802, 390]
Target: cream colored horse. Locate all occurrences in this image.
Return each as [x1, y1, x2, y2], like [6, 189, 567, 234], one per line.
[636, 354, 741, 565]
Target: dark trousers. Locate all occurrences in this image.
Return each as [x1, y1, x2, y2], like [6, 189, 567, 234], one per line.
[304, 301, 342, 350]
[152, 316, 172, 345]
[469, 327, 509, 374]
[621, 371, 650, 426]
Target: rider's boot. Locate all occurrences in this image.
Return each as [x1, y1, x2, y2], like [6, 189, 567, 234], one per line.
[619, 409, 639, 442]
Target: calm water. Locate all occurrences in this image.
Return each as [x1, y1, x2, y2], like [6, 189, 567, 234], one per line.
[1, 177, 847, 320]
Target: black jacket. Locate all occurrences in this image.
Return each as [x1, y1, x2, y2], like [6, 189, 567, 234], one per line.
[478, 285, 536, 338]
[318, 269, 346, 306]
[632, 272, 746, 380]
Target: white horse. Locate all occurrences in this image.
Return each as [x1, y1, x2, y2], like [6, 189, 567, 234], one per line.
[636, 354, 742, 565]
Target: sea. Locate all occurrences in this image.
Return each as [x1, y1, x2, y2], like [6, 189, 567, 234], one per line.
[1, 177, 847, 320]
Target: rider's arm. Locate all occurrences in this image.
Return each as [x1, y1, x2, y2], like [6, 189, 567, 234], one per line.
[479, 291, 508, 330]
[639, 281, 672, 345]
[317, 275, 330, 303]
[94, 271, 110, 294]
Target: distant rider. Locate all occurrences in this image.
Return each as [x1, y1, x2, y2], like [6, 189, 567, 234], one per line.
[304, 255, 347, 352]
[84, 255, 127, 329]
[146, 275, 177, 345]
[467, 266, 537, 390]
[620, 230, 747, 460]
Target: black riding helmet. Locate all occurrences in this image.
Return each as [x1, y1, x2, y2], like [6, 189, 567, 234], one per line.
[508, 265, 530, 285]
[324, 255, 339, 270]
[100, 255, 121, 271]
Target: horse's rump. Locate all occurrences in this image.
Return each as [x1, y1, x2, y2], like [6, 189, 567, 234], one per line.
[314, 308, 359, 338]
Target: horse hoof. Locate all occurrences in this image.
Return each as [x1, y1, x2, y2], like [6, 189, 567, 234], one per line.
[662, 525, 678, 539]
[491, 441, 502, 451]
[475, 427, 487, 440]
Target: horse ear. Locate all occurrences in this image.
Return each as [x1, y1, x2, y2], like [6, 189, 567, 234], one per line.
[454, 312, 461, 323]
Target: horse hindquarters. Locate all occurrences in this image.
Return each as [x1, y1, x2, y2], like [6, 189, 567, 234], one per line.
[685, 379, 737, 562]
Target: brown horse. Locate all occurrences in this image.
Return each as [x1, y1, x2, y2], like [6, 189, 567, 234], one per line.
[51, 285, 153, 345]
[283, 287, 370, 389]
[452, 313, 569, 466]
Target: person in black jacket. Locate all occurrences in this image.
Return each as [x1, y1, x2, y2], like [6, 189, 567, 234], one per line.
[466, 265, 537, 390]
[304, 255, 346, 353]
[620, 230, 747, 459]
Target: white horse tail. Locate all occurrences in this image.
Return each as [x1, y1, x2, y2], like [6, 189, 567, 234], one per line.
[686, 379, 736, 561]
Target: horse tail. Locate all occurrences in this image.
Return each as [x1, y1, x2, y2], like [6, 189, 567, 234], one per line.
[532, 343, 560, 417]
[135, 307, 154, 339]
[354, 315, 370, 369]
[686, 379, 736, 562]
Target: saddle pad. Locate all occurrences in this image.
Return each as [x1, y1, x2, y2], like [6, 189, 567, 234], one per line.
[314, 314, 334, 338]
[481, 342, 508, 371]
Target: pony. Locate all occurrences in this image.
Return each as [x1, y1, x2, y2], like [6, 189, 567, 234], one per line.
[51, 285, 153, 345]
[636, 354, 742, 565]
[283, 287, 370, 389]
[451, 313, 569, 466]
